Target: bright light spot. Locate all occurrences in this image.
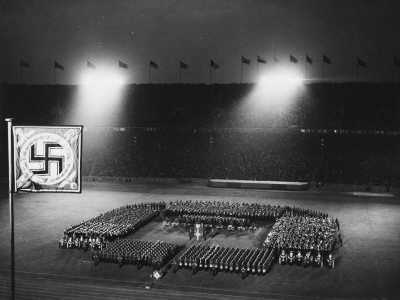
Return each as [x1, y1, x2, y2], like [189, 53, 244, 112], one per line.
[80, 68, 125, 97]
[258, 68, 303, 96]
[251, 67, 304, 109]
[75, 67, 127, 125]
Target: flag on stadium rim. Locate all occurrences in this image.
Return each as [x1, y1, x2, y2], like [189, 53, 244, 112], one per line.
[13, 126, 83, 193]
[393, 56, 400, 68]
[54, 61, 64, 70]
[87, 60, 96, 69]
[323, 54, 332, 65]
[306, 55, 313, 64]
[357, 57, 367, 67]
[180, 61, 188, 69]
[241, 56, 251, 64]
[210, 59, 219, 69]
[119, 60, 128, 68]
[20, 60, 30, 68]
[290, 54, 298, 63]
[257, 55, 266, 64]
[149, 60, 158, 69]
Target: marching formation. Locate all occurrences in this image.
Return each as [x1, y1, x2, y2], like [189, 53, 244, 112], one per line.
[170, 214, 254, 231]
[166, 200, 286, 221]
[266, 216, 340, 253]
[63, 202, 166, 241]
[263, 213, 340, 269]
[277, 249, 335, 268]
[174, 244, 275, 278]
[166, 200, 328, 222]
[59, 200, 340, 275]
[92, 238, 179, 270]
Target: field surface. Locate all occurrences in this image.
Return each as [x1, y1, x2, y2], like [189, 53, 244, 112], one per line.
[0, 182, 399, 299]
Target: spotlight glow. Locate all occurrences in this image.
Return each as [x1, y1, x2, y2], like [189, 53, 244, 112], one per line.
[79, 68, 125, 101]
[251, 67, 304, 108]
[258, 68, 303, 96]
[75, 67, 127, 126]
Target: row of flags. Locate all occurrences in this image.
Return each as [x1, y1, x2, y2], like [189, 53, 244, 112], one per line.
[20, 55, 400, 71]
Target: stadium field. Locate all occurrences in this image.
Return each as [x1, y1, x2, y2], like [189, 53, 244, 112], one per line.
[0, 181, 399, 299]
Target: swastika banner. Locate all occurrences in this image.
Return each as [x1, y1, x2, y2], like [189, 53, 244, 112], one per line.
[13, 126, 82, 193]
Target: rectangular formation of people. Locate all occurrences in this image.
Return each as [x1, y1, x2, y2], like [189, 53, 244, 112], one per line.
[58, 200, 339, 271]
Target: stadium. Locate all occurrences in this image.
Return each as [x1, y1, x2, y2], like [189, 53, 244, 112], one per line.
[1, 1, 400, 299]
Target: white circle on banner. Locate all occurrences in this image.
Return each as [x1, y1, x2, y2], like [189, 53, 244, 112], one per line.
[19, 133, 74, 186]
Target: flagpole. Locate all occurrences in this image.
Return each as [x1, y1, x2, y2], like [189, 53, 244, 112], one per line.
[257, 61, 259, 83]
[306, 59, 308, 79]
[210, 65, 212, 84]
[306, 54, 308, 79]
[180, 66, 182, 84]
[241, 61, 243, 84]
[322, 59, 324, 81]
[54, 66, 56, 85]
[149, 64, 151, 84]
[5, 118, 15, 300]
[357, 63, 359, 83]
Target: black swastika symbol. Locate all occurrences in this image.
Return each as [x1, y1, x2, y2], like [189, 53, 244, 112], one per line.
[30, 143, 64, 175]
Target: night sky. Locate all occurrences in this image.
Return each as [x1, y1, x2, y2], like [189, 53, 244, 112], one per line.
[1, 0, 400, 84]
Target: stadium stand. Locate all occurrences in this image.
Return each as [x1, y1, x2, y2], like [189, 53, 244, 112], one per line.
[1, 82, 400, 187]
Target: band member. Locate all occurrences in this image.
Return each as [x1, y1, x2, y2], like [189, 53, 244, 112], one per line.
[338, 233, 343, 247]
[326, 253, 335, 269]
[303, 251, 312, 267]
[314, 251, 323, 268]
[189, 228, 193, 240]
[67, 236, 73, 249]
[240, 265, 247, 279]
[296, 251, 303, 266]
[288, 250, 295, 266]
[192, 261, 198, 274]
[83, 237, 89, 252]
[74, 237, 79, 248]
[279, 249, 287, 265]
[93, 252, 99, 266]
[172, 260, 178, 273]
[118, 255, 123, 268]
[59, 236, 65, 248]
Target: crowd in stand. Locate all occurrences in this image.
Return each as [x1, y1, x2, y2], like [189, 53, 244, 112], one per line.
[80, 128, 400, 187]
[93, 238, 179, 269]
[1, 83, 400, 186]
[174, 244, 275, 277]
[2, 83, 398, 129]
[63, 202, 166, 241]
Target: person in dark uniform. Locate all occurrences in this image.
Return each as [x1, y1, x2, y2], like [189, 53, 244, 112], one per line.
[296, 250, 303, 266]
[240, 265, 247, 279]
[326, 253, 335, 269]
[314, 251, 323, 268]
[279, 249, 287, 265]
[172, 260, 178, 273]
[303, 251, 312, 268]
[338, 233, 343, 247]
[288, 250, 295, 266]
